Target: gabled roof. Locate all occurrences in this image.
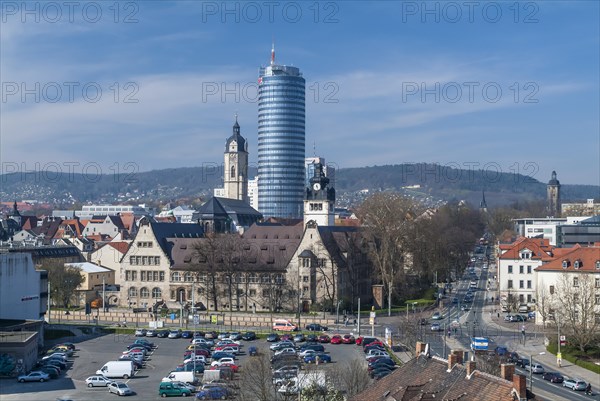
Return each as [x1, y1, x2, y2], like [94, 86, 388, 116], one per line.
[536, 245, 600, 272]
[66, 262, 112, 274]
[350, 355, 516, 401]
[195, 197, 262, 220]
[148, 221, 204, 257]
[499, 237, 554, 261]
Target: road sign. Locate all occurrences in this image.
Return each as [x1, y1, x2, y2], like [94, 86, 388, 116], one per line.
[369, 311, 376, 325]
[560, 336, 566, 346]
[170, 313, 175, 322]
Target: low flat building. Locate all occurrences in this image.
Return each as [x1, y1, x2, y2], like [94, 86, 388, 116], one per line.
[0, 331, 39, 376]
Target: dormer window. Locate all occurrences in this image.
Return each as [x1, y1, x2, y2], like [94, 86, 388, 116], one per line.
[574, 260, 581, 269]
[596, 260, 600, 269]
[562, 260, 569, 269]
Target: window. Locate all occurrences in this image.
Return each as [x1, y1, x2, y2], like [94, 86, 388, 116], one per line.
[562, 260, 568, 268]
[519, 266, 524, 274]
[595, 294, 600, 305]
[549, 285, 554, 295]
[527, 265, 532, 274]
[129, 256, 136, 265]
[262, 289, 270, 297]
[573, 277, 579, 287]
[172, 272, 181, 282]
[596, 261, 600, 269]
[170, 290, 175, 300]
[136, 256, 141, 265]
[154, 256, 160, 265]
[574, 293, 579, 303]
[303, 286, 309, 294]
[519, 294, 524, 303]
[303, 276, 309, 282]
[595, 313, 600, 324]
[184, 272, 192, 282]
[274, 274, 284, 284]
[595, 278, 600, 288]
[527, 294, 532, 302]
[126, 270, 131, 281]
[131, 271, 137, 281]
[508, 265, 513, 274]
[142, 256, 148, 265]
[230, 165, 235, 178]
[249, 289, 256, 297]
[574, 260, 581, 269]
[248, 273, 258, 283]
[527, 280, 532, 289]
[159, 272, 165, 281]
[153, 271, 159, 281]
[519, 280, 524, 289]
[261, 274, 271, 284]
[140, 287, 149, 298]
[301, 258, 310, 268]
[128, 287, 138, 297]
[141, 271, 146, 281]
[508, 280, 513, 289]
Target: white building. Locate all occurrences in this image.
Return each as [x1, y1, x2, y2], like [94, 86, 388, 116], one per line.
[497, 237, 554, 308]
[157, 206, 196, 224]
[513, 217, 592, 246]
[76, 204, 150, 219]
[0, 253, 47, 321]
[248, 178, 259, 211]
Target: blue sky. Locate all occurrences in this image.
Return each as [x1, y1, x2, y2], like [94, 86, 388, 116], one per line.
[1, 1, 599, 186]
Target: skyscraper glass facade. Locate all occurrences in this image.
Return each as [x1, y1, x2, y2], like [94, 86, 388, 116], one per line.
[258, 63, 305, 219]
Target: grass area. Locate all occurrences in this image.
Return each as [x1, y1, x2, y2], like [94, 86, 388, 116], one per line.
[546, 341, 600, 374]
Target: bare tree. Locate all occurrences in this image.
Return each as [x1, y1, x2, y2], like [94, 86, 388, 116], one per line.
[329, 358, 371, 397]
[237, 354, 277, 401]
[357, 193, 422, 316]
[535, 283, 555, 328]
[553, 273, 599, 352]
[191, 234, 222, 311]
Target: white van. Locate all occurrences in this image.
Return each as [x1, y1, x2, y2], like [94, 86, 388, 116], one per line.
[272, 319, 298, 332]
[161, 371, 195, 384]
[518, 305, 529, 313]
[96, 361, 134, 379]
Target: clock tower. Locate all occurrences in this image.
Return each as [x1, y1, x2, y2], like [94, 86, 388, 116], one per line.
[223, 115, 248, 202]
[304, 162, 335, 226]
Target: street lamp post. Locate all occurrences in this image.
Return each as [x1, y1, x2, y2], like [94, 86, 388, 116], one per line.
[529, 352, 545, 396]
[336, 300, 342, 325]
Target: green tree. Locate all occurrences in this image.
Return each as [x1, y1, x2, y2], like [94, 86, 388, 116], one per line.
[44, 261, 85, 308]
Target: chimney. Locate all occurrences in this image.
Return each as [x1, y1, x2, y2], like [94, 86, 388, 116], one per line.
[513, 374, 527, 400]
[451, 349, 463, 364]
[447, 353, 459, 371]
[416, 342, 426, 355]
[501, 364, 515, 381]
[466, 360, 476, 376]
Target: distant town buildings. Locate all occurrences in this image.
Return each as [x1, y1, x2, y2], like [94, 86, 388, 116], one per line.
[258, 46, 306, 219]
[513, 215, 599, 247]
[562, 198, 600, 216]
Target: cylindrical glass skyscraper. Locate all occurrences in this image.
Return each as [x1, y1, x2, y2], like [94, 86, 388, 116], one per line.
[257, 54, 305, 219]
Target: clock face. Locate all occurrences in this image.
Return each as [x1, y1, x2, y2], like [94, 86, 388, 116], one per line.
[313, 183, 321, 191]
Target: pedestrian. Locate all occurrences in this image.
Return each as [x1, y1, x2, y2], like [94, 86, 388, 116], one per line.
[497, 312, 500, 319]
[447, 329, 451, 337]
[344, 317, 348, 327]
[353, 318, 357, 326]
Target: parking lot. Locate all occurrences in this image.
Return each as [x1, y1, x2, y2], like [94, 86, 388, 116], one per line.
[0, 329, 368, 401]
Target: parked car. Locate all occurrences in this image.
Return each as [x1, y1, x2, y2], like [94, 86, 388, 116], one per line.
[510, 315, 526, 322]
[39, 367, 59, 379]
[168, 330, 182, 339]
[158, 381, 192, 397]
[157, 330, 170, 338]
[266, 333, 280, 342]
[504, 314, 513, 321]
[145, 329, 157, 337]
[318, 334, 331, 343]
[181, 331, 193, 339]
[293, 333, 305, 343]
[542, 372, 564, 383]
[330, 335, 343, 344]
[516, 358, 530, 368]
[209, 362, 239, 373]
[18, 371, 50, 382]
[118, 356, 143, 369]
[494, 346, 508, 356]
[134, 338, 155, 348]
[86, 375, 113, 387]
[108, 381, 134, 396]
[342, 334, 355, 344]
[305, 323, 328, 331]
[304, 353, 331, 364]
[134, 329, 147, 337]
[526, 363, 545, 374]
[248, 346, 258, 356]
[563, 379, 587, 391]
[431, 312, 442, 320]
[195, 386, 231, 400]
[175, 363, 205, 374]
[241, 331, 256, 341]
[431, 323, 441, 332]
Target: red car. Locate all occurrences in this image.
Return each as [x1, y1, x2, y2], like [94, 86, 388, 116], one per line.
[342, 334, 355, 344]
[364, 340, 384, 349]
[210, 363, 239, 373]
[280, 334, 293, 342]
[330, 335, 343, 344]
[184, 349, 210, 358]
[318, 334, 331, 343]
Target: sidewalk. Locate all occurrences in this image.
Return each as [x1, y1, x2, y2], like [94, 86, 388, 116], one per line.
[480, 303, 600, 386]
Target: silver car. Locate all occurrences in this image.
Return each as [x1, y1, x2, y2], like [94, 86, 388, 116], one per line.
[108, 382, 134, 396]
[85, 375, 113, 387]
[18, 371, 50, 382]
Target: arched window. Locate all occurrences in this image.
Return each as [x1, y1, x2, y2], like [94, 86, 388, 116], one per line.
[184, 272, 193, 282]
[248, 273, 258, 283]
[152, 287, 161, 298]
[128, 287, 138, 297]
[230, 165, 236, 178]
[172, 272, 181, 282]
[140, 287, 149, 298]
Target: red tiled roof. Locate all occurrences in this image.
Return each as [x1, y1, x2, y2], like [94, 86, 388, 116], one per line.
[499, 237, 554, 261]
[106, 241, 130, 255]
[536, 245, 600, 272]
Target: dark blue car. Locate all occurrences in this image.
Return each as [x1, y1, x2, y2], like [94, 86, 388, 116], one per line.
[196, 386, 230, 400]
[304, 353, 331, 364]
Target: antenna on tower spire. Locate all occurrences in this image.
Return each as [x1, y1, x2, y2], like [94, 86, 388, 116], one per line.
[313, 141, 316, 157]
[271, 40, 275, 65]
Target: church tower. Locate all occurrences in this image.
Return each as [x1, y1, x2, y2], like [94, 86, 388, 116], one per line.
[304, 162, 335, 226]
[547, 171, 561, 217]
[223, 116, 249, 202]
[479, 190, 488, 213]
